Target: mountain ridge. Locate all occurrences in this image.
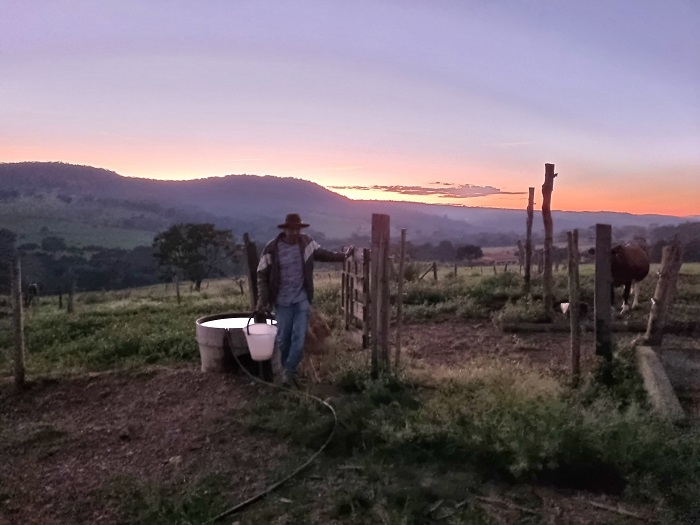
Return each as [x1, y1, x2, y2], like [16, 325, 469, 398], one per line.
[1, 161, 694, 248]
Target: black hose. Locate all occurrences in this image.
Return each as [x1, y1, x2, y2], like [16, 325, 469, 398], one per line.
[204, 328, 338, 524]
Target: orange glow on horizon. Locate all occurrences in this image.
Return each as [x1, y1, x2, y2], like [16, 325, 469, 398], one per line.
[3, 143, 698, 218]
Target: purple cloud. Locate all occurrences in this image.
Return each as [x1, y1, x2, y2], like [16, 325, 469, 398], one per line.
[329, 182, 525, 199]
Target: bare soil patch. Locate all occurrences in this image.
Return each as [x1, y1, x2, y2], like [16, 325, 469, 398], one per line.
[0, 367, 288, 525]
[403, 319, 599, 374]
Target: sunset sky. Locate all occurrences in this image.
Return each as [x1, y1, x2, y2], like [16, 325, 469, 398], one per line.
[2, 1, 698, 216]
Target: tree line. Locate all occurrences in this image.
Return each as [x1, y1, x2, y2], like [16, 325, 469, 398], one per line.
[1, 220, 699, 296]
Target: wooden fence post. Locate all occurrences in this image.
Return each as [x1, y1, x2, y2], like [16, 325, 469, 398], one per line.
[524, 187, 535, 292]
[67, 271, 75, 313]
[362, 248, 371, 350]
[542, 163, 557, 315]
[371, 214, 391, 375]
[341, 255, 348, 329]
[644, 240, 683, 346]
[395, 229, 406, 369]
[174, 272, 181, 305]
[243, 233, 260, 312]
[432, 261, 438, 281]
[567, 230, 581, 383]
[594, 224, 612, 361]
[517, 239, 524, 275]
[10, 254, 26, 390]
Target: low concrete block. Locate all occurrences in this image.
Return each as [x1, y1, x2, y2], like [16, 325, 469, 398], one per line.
[636, 345, 685, 422]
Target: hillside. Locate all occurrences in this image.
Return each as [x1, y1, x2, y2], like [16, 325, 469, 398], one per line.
[0, 161, 693, 249]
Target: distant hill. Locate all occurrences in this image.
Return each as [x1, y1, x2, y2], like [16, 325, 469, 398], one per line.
[0, 161, 693, 249]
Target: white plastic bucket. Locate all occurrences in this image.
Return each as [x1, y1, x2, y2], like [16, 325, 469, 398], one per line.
[244, 320, 277, 361]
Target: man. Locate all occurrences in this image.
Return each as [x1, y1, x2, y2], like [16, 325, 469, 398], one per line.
[256, 213, 352, 385]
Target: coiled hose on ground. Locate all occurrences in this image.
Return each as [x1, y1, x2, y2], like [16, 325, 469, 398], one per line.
[204, 327, 338, 524]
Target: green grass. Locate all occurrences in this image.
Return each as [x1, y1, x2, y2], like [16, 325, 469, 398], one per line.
[0, 213, 156, 249]
[101, 475, 231, 525]
[237, 357, 700, 523]
[399, 262, 700, 325]
[0, 284, 252, 374]
[0, 422, 68, 461]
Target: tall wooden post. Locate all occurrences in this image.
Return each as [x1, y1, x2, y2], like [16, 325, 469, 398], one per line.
[644, 240, 683, 346]
[524, 187, 535, 292]
[395, 229, 406, 369]
[371, 214, 391, 376]
[542, 164, 557, 315]
[567, 230, 581, 383]
[243, 233, 259, 311]
[594, 224, 612, 361]
[432, 261, 438, 281]
[10, 255, 26, 390]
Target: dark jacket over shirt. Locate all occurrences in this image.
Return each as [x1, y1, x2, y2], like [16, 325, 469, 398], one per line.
[256, 233, 344, 307]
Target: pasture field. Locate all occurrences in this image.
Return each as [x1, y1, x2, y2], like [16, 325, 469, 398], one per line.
[1, 264, 700, 524]
[0, 213, 156, 249]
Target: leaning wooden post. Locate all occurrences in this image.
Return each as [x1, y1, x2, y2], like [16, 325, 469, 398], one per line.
[644, 240, 683, 346]
[524, 187, 535, 292]
[594, 224, 613, 361]
[10, 254, 26, 390]
[542, 163, 557, 316]
[395, 229, 406, 369]
[567, 230, 581, 383]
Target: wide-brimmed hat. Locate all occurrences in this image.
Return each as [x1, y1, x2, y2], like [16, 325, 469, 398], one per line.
[278, 213, 310, 229]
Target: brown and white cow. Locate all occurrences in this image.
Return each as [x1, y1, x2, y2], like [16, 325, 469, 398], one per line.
[590, 243, 650, 314]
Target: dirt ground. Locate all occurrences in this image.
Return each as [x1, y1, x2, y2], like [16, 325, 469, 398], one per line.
[0, 368, 289, 525]
[1, 320, 694, 524]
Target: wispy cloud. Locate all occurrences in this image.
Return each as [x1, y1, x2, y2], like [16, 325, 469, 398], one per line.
[305, 165, 363, 173]
[482, 141, 537, 147]
[329, 182, 525, 199]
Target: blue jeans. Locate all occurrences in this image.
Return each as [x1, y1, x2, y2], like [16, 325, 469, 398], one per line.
[275, 299, 310, 378]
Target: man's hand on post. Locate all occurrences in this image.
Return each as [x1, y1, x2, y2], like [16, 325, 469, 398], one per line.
[344, 245, 355, 258]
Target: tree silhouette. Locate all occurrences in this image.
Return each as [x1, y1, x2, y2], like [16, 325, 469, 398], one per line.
[153, 223, 238, 291]
[456, 244, 483, 266]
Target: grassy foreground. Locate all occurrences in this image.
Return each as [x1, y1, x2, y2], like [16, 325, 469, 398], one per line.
[1, 269, 700, 524]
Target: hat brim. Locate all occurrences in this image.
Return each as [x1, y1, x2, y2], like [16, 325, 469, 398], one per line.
[278, 223, 310, 229]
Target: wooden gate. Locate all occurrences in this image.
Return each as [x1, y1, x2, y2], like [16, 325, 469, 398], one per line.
[341, 248, 371, 348]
